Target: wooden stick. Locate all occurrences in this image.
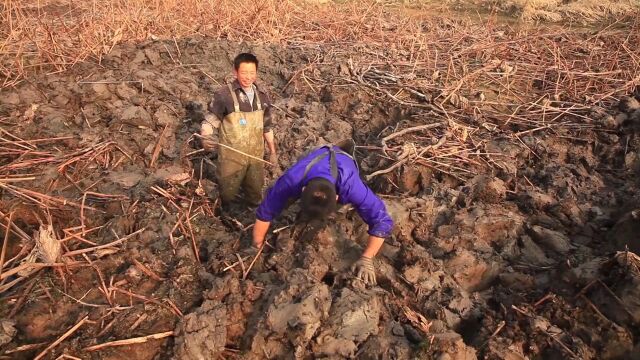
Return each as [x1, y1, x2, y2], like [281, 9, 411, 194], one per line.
[63, 228, 145, 257]
[579, 295, 620, 327]
[150, 124, 169, 167]
[4, 342, 48, 354]
[0, 275, 28, 294]
[0, 262, 70, 281]
[133, 259, 165, 281]
[111, 287, 182, 317]
[0, 177, 37, 182]
[83, 331, 174, 351]
[0, 209, 30, 242]
[129, 313, 148, 331]
[223, 255, 251, 272]
[97, 318, 117, 338]
[0, 135, 73, 144]
[242, 243, 265, 280]
[365, 158, 408, 181]
[34, 316, 89, 360]
[9, 278, 37, 317]
[0, 211, 13, 279]
[194, 134, 273, 166]
[163, 299, 184, 317]
[186, 198, 200, 262]
[381, 122, 445, 146]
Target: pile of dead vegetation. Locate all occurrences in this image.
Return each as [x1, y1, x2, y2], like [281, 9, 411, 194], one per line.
[453, 0, 640, 23]
[1, 0, 428, 87]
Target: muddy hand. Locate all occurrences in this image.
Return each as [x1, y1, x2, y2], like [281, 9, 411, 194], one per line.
[351, 256, 376, 286]
[201, 135, 216, 152]
[268, 152, 278, 166]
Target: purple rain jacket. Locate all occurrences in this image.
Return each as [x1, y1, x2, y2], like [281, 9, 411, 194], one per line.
[256, 145, 394, 238]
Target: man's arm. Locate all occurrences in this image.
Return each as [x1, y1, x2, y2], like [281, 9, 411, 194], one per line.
[200, 90, 227, 151]
[253, 173, 302, 247]
[340, 175, 394, 258]
[261, 91, 277, 161]
[200, 115, 219, 151]
[362, 235, 385, 259]
[208, 91, 228, 120]
[253, 219, 271, 248]
[264, 130, 276, 155]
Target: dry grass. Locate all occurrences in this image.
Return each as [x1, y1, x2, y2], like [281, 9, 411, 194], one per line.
[0, 0, 419, 87]
[485, 0, 640, 22]
[1, 0, 638, 87]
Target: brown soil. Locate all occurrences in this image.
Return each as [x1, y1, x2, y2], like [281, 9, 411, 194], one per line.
[2, 13, 640, 360]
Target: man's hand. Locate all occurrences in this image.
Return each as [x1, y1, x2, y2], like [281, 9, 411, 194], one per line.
[268, 152, 278, 166]
[253, 219, 270, 249]
[201, 135, 216, 152]
[351, 256, 376, 286]
[252, 236, 264, 249]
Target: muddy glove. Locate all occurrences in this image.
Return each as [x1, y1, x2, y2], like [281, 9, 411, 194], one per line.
[201, 135, 216, 152]
[241, 245, 259, 259]
[351, 256, 376, 286]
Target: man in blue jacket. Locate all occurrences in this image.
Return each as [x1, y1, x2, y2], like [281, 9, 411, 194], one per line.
[252, 142, 394, 285]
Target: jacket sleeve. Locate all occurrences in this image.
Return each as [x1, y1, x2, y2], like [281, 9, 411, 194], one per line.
[340, 175, 394, 238]
[256, 171, 302, 222]
[261, 90, 273, 133]
[208, 87, 228, 121]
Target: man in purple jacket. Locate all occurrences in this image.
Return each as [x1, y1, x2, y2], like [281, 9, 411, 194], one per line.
[252, 143, 394, 285]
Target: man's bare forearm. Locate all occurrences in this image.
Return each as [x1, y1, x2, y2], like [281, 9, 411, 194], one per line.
[362, 235, 384, 259]
[253, 219, 271, 248]
[264, 130, 276, 154]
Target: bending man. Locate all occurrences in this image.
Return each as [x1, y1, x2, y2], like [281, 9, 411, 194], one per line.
[252, 143, 393, 285]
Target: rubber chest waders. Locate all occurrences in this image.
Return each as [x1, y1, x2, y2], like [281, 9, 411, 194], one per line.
[218, 83, 265, 204]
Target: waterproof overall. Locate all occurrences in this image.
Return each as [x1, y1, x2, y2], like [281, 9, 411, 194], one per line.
[218, 83, 264, 205]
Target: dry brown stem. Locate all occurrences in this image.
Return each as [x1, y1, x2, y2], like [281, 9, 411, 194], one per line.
[83, 331, 174, 351]
[34, 315, 90, 360]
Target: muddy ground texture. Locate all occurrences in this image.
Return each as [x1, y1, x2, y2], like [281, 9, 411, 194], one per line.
[2, 24, 640, 360]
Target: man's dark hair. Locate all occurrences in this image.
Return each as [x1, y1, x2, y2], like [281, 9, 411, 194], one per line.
[300, 178, 337, 221]
[233, 53, 259, 70]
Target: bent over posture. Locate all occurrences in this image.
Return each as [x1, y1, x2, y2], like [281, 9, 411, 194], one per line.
[252, 143, 393, 285]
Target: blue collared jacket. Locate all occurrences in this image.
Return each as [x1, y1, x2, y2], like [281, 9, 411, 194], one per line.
[256, 146, 393, 238]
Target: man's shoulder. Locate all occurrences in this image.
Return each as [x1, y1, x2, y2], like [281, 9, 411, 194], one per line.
[214, 84, 233, 96]
[254, 84, 272, 101]
[210, 85, 233, 106]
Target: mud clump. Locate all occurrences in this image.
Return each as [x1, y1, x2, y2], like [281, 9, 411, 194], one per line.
[173, 301, 227, 359]
[466, 175, 507, 204]
[529, 225, 574, 255]
[0, 320, 17, 347]
[312, 287, 381, 357]
[607, 210, 640, 254]
[419, 332, 477, 360]
[266, 282, 331, 355]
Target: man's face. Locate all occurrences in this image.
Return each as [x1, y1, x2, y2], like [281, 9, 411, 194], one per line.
[234, 62, 257, 88]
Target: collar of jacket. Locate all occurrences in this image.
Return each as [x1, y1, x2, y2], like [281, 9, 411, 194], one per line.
[231, 79, 259, 92]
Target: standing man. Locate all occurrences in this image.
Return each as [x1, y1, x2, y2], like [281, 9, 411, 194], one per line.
[252, 142, 394, 286]
[200, 53, 277, 206]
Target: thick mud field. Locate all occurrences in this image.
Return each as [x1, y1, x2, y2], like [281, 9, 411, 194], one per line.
[1, 17, 640, 360]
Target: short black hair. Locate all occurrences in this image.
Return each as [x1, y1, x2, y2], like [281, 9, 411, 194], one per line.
[233, 53, 259, 70]
[300, 178, 337, 221]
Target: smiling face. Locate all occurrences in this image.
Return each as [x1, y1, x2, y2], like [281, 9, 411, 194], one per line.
[234, 62, 257, 89]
